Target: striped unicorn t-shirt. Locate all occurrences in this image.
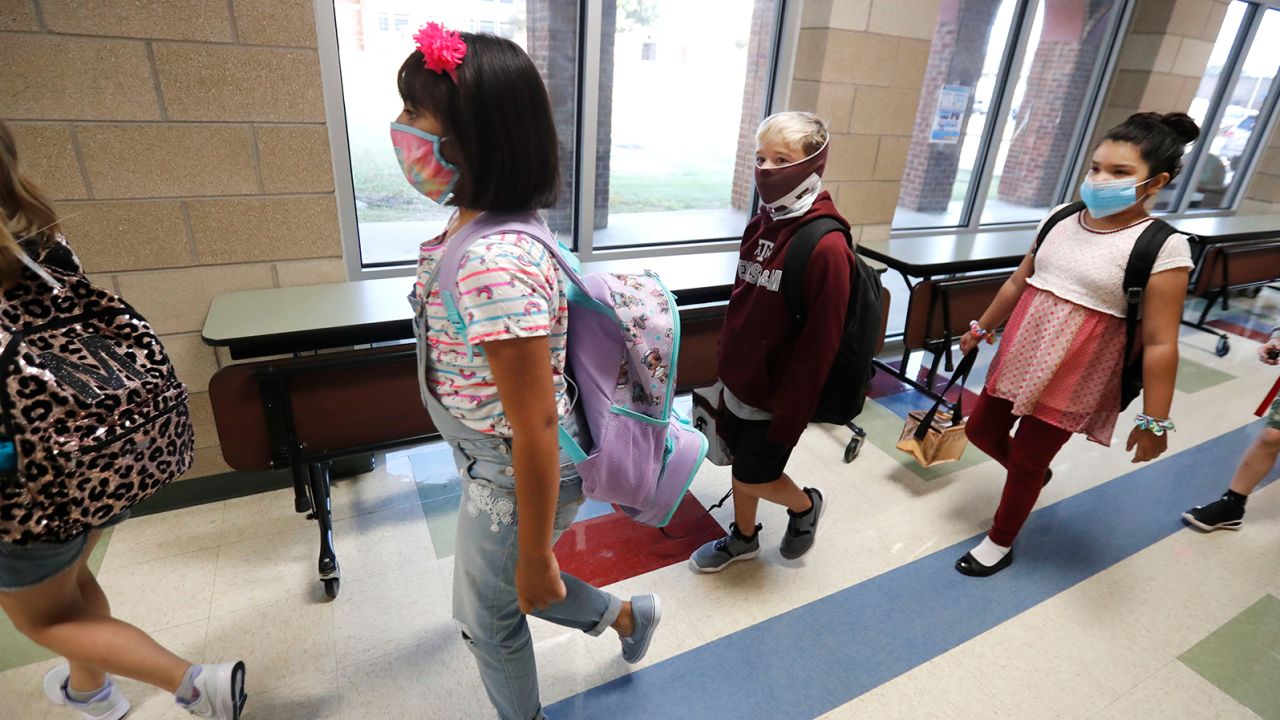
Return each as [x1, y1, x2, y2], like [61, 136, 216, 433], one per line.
[415, 230, 572, 437]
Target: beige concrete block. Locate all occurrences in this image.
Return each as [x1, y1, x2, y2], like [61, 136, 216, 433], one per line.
[87, 273, 117, 295]
[1239, 198, 1280, 215]
[182, 446, 232, 480]
[77, 124, 258, 199]
[848, 86, 919, 136]
[860, 223, 891, 243]
[0, 36, 160, 120]
[234, 0, 317, 47]
[1258, 148, 1280, 177]
[1117, 33, 1163, 72]
[793, 28, 829, 82]
[891, 38, 931, 89]
[40, 0, 233, 41]
[1172, 38, 1213, 78]
[826, 30, 898, 86]
[1131, 0, 1175, 34]
[0, 0, 38, 30]
[153, 43, 324, 122]
[1155, 35, 1182, 75]
[275, 258, 347, 287]
[787, 79, 822, 113]
[256, 126, 334, 193]
[873, 136, 910, 181]
[164, 333, 219, 393]
[830, 0, 872, 31]
[836, 180, 900, 225]
[189, 196, 340, 264]
[115, 263, 276, 334]
[58, 201, 192, 272]
[1203, 1, 1229, 41]
[187, 392, 219, 450]
[789, 81, 855, 133]
[8, 124, 88, 200]
[1108, 69, 1150, 108]
[826, 133, 878, 181]
[1177, 75, 1203, 113]
[1246, 172, 1280, 203]
[801, 0, 832, 28]
[868, 0, 938, 40]
[1167, 0, 1214, 38]
[1140, 73, 1186, 113]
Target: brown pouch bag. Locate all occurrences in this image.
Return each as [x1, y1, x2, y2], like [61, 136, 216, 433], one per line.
[896, 349, 977, 468]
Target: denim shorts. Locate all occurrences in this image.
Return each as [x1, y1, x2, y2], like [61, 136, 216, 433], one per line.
[0, 513, 129, 592]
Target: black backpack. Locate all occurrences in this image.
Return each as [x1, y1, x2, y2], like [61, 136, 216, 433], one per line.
[781, 218, 884, 425]
[1034, 201, 1180, 411]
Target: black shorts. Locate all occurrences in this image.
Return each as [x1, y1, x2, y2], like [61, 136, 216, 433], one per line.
[721, 409, 793, 485]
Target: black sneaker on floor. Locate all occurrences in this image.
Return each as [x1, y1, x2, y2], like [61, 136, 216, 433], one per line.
[1183, 494, 1245, 532]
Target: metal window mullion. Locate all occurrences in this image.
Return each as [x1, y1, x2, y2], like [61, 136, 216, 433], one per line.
[314, 0, 367, 281]
[1175, 2, 1260, 213]
[1056, 0, 1135, 206]
[1224, 9, 1280, 209]
[574, 0, 603, 263]
[966, 0, 1037, 230]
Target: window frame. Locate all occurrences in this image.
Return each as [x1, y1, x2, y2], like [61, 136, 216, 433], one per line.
[1173, 0, 1280, 216]
[891, 0, 1134, 238]
[313, 0, 795, 280]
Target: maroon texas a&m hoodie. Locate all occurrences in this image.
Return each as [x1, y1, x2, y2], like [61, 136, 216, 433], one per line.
[718, 191, 855, 448]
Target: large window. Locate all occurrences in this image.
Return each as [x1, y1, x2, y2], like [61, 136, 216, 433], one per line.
[325, 1, 786, 271]
[1160, 1, 1280, 213]
[893, 0, 1129, 232]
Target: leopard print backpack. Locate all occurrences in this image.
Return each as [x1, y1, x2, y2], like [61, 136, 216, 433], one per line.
[0, 238, 194, 544]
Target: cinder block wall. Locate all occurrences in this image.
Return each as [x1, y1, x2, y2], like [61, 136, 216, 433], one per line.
[0, 0, 344, 479]
[1242, 125, 1280, 214]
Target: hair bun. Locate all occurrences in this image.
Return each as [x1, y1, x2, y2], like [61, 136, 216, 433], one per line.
[1159, 112, 1200, 144]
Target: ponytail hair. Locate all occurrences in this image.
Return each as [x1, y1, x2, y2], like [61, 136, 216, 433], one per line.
[0, 120, 61, 286]
[1103, 112, 1201, 182]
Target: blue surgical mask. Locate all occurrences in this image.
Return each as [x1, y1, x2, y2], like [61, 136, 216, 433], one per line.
[1079, 177, 1154, 218]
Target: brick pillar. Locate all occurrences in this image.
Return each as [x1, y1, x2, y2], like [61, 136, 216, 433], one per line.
[996, 0, 1114, 206]
[898, 0, 1002, 214]
[731, 0, 779, 211]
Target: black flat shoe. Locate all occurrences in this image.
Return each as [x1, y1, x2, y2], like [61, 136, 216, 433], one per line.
[1044, 469, 1054, 487]
[955, 550, 1014, 577]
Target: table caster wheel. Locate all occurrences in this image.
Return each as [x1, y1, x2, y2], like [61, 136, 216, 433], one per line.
[844, 438, 863, 464]
[323, 578, 340, 600]
[1216, 336, 1230, 357]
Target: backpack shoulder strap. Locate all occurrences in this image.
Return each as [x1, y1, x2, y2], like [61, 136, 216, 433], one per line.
[782, 217, 850, 322]
[1121, 219, 1178, 370]
[1034, 201, 1086, 254]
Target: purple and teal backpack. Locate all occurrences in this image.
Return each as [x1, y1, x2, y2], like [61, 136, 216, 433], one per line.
[430, 213, 707, 527]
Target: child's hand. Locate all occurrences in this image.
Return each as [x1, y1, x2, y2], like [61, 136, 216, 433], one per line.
[516, 550, 566, 614]
[959, 331, 981, 355]
[1259, 340, 1280, 365]
[1126, 426, 1168, 463]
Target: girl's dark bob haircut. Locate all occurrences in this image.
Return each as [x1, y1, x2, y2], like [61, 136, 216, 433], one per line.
[397, 32, 560, 212]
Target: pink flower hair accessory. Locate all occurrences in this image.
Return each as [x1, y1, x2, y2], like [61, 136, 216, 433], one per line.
[414, 22, 467, 82]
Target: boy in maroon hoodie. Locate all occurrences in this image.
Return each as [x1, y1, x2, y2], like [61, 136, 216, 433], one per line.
[691, 112, 857, 572]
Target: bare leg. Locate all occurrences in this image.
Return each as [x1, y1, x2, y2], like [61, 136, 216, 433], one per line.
[1229, 427, 1280, 496]
[0, 533, 191, 694]
[732, 474, 811, 530]
[67, 532, 111, 693]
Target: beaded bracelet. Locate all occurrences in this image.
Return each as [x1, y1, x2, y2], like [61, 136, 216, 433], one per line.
[969, 320, 996, 344]
[1134, 414, 1176, 436]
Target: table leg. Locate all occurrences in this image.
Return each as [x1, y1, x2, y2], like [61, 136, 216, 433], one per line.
[308, 461, 340, 600]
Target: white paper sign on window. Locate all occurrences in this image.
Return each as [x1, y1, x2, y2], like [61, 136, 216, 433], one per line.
[929, 85, 971, 144]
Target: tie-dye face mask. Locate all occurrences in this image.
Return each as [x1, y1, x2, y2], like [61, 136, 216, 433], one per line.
[390, 122, 459, 204]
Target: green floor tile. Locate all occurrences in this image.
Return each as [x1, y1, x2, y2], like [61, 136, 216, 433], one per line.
[1180, 594, 1280, 720]
[858, 399, 991, 482]
[1176, 356, 1236, 395]
[422, 494, 462, 559]
[0, 528, 113, 673]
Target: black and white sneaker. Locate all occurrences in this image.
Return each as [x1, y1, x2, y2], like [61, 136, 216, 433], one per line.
[1183, 494, 1246, 532]
[780, 488, 825, 560]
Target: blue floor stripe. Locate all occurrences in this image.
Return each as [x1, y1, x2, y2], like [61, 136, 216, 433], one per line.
[549, 420, 1277, 720]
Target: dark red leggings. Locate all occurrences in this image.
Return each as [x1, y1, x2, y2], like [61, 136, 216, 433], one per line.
[966, 390, 1073, 546]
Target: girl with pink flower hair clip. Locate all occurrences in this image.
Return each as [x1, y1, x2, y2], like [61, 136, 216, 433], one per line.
[392, 24, 664, 720]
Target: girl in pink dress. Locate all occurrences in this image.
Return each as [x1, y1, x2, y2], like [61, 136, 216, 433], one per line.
[956, 112, 1200, 577]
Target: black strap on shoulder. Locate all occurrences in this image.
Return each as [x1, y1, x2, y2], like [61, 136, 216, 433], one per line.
[1034, 201, 1087, 255]
[1121, 218, 1178, 367]
[782, 217, 851, 322]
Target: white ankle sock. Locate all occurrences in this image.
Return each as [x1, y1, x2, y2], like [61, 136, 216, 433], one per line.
[969, 536, 1011, 567]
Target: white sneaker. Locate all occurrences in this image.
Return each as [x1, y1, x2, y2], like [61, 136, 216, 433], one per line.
[43, 664, 131, 720]
[179, 662, 247, 720]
